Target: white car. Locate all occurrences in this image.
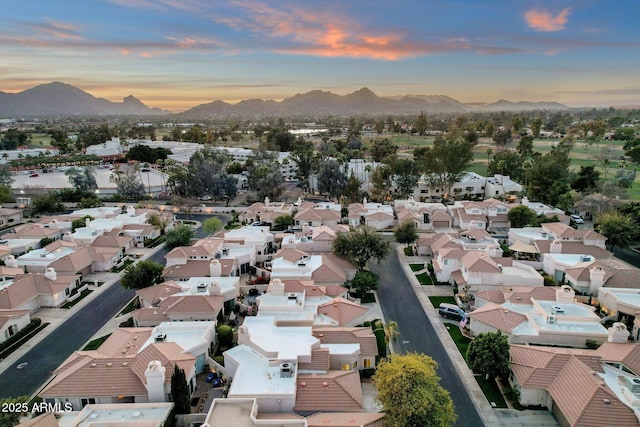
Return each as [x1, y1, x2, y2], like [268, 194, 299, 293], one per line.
[570, 214, 584, 224]
[200, 195, 212, 201]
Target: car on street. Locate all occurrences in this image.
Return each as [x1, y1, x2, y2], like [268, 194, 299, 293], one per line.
[29, 173, 39, 177]
[570, 214, 584, 224]
[200, 195, 212, 201]
[438, 303, 468, 321]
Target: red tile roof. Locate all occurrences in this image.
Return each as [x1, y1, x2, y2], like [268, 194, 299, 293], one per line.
[317, 298, 368, 326]
[295, 370, 364, 412]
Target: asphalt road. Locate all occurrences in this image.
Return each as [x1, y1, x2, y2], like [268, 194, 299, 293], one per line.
[0, 213, 229, 398]
[370, 249, 482, 427]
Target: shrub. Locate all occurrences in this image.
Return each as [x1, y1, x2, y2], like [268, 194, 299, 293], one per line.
[586, 339, 602, 349]
[213, 355, 225, 367]
[218, 325, 234, 346]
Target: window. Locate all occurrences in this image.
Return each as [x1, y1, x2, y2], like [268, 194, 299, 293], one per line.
[363, 358, 371, 368]
[341, 363, 351, 370]
[81, 398, 95, 407]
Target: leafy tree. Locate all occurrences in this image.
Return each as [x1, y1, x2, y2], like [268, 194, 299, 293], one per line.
[289, 139, 316, 190]
[125, 145, 169, 163]
[148, 212, 172, 235]
[530, 117, 542, 138]
[120, 260, 164, 289]
[332, 227, 391, 270]
[0, 186, 13, 204]
[0, 396, 30, 427]
[246, 149, 284, 200]
[31, 193, 64, 215]
[202, 216, 224, 234]
[516, 135, 534, 156]
[343, 172, 363, 203]
[187, 147, 237, 200]
[370, 139, 398, 162]
[274, 214, 294, 228]
[317, 159, 348, 199]
[78, 196, 103, 208]
[164, 223, 195, 249]
[369, 164, 394, 202]
[414, 135, 474, 197]
[0, 165, 14, 187]
[415, 112, 428, 135]
[373, 353, 456, 427]
[614, 169, 635, 189]
[392, 158, 420, 198]
[217, 324, 234, 346]
[72, 215, 94, 232]
[350, 270, 379, 296]
[265, 128, 296, 152]
[487, 150, 524, 182]
[492, 128, 512, 147]
[40, 237, 55, 247]
[507, 205, 538, 228]
[0, 128, 29, 150]
[65, 167, 98, 194]
[110, 165, 145, 200]
[596, 211, 639, 252]
[528, 143, 572, 205]
[571, 165, 600, 193]
[394, 221, 418, 247]
[170, 364, 191, 415]
[466, 331, 510, 381]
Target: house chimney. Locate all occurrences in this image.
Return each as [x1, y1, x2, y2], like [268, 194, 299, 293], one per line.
[127, 206, 136, 217]
[4, 255, 18, 268]
[363, 197, 367, 205]
[608, 322, 630, 343]
[556, 285, 575, 304]
[209, 259, 222, 277]
[85, 217, 91, 228]
[269, 278, 285, 296]
[550, 239, 562, 254]
[589, 265, 606, 293]
[44, 267, 57, 281]
[144, 360, 166, 402]
[264, 197, 270, 207]
[521, 196, 529, 206]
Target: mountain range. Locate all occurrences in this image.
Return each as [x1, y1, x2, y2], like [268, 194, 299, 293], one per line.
[0, 82, 570, 118]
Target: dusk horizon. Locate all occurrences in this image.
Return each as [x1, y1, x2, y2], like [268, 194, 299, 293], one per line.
[2, 1, 639, 112]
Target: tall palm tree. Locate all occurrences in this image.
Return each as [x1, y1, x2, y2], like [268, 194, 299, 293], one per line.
[373, 319, 400, 352]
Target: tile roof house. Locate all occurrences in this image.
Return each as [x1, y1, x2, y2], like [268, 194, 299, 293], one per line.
[131, 294, 225, 327]
[450, 198, 512, 231]
[347, 199, 395, 230]
[433, 247, 542, 291]
[0, 309, 31, 344]
[203, 397, 385, 427]
[0, 269, 81, 311]
[270, 250, 356, 286]
[162, 258, 237, 281]
[280, 225, 349, 253]
[18, 403, 174, 427]
[564, 258, 640, 295]
[394, 197, 451, 231]
[470, 285, 609, 348]
[39, 342, 196, 410]
[312, 327, 378, 369]
[317, 298, 369, 327]
[509, 340, 640, 426]
[294, 204, 342, 227]
[295, 370, 364, 413]
[239, 198, 296, 225]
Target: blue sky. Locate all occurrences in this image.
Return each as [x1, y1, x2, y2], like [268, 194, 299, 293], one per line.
[1, 0, 639, 112]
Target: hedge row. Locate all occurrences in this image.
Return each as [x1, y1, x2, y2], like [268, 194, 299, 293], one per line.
[0, 318, 44, 354]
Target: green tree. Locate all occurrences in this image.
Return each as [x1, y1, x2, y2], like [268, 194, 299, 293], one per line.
[110, 165, 145, 200]
[571, 165, 600, 194]
[596, 211, 639, 252]
[246, 150, 284, 201]
[170, 364, 191, 415]
[392, 158, 421, 198]
[120, 260, 164, 290]
[343, 172, 363, 203]
[274, 214, 294, 228]
[289, 139, 316, 191]
[0, 165, 14, 188]
[31, 193, 64, 215]
[414, 135, 474, 197]
[415, 112, 428, 135]
[507, 205, 538, 228]
[202, 216, 224, 234]
[148, 212, 172, 235]
[0, 396, 30, 427]
[369, 164, 394, 202]
[530, 117, 542, 138]
[466, 331, 510, 381]
[164, 224, 195, 249]
[369, 138, 398, 162]
[65, 167, 98, 194]
[350, 270, 379, 296]
[317, 159, 348, 199]
[394, 221, 418, 247]
[373, 353, 457, 427]
[217, 324, 234, 346]
[332, 227, 391, 270]
[125, 145, 169, 163]
[72, 215, 94, 232]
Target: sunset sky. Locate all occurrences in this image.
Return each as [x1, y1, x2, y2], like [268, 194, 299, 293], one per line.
[1, 0, 639, 112]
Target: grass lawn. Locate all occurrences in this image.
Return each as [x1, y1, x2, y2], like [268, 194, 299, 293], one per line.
[118, 297, 139, 316]
[82, 334, 111, 351]
[444, 325, 508, 408]
[403, 246, 414, 256]
[428, 296, 456, 307]
[360, 293, 376, 304]
[409, 263, 424, 272]
[415, 272, 433, 285]
[61, 289, 93, 309]
[111, 259, 134, 273]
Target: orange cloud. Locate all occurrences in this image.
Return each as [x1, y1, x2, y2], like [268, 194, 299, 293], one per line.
[525, 7, 570, 32]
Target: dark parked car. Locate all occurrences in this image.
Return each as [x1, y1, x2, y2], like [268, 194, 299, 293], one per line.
[248, 288, 259, 296]
[438, 303, 468, 321]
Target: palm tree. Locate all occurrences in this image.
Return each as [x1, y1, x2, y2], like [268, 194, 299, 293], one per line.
[373, 319, 400, 352]
[485, 147, 493, 175]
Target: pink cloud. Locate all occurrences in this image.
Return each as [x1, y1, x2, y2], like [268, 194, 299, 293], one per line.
[525, 7, 571, 32]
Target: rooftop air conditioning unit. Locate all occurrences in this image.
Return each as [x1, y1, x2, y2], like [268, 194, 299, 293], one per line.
[155, 333, 167, 342]
[287, 293, 297, 300]
[280, 363, 292, 378]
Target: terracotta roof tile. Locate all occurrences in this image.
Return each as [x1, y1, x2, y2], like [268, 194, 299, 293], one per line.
[317, 298, 368, 326]
[595, 342, 640, 376]
[298, 348, 330, 372]
[295, 370, 363, 412]
[312, 327, 378, 356]
[469, 303, 526, 333]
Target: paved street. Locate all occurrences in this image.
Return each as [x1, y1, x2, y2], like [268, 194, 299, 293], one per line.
[370, 248, 482, 427]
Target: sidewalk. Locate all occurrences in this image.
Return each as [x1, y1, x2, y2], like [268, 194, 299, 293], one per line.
[396, 246, 501, 427]
[0, 245, 165, 375]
